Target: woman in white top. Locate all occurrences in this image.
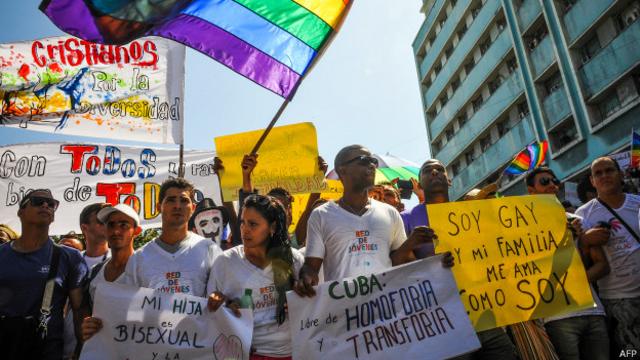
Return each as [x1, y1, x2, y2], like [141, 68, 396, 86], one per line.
[207, 194, 302, 360]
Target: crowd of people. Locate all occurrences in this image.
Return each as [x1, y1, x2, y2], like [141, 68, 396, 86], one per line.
[0, 144, 638, 360]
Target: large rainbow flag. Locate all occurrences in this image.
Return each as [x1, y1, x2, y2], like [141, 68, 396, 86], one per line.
[632, 129, 640, 168]
[504, 141, 549, 175]
[40, 0, 352, 98]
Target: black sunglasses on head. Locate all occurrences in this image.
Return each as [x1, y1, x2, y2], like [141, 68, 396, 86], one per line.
[24, 196, 60, 211]
[538, 177, 560, 186]
[342, 155, 379, 167]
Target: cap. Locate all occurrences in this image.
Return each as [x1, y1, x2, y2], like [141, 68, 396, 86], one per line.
[97, 204, 140, 227]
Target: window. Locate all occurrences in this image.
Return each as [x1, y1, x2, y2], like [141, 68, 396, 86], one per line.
[451, 162, 460, 176]
[544, 72, 563, 94]
[479, 39, 491, 55]
[480, 136, 491, 151]
[451, 78, 460, 91]
[472, 7, 480, 18]
[518, 102, 530, 119]
[598, 92, 621, 119]
[549, 119, 578, 150]
[465, 151, 475, 164]
[434, 63, 442, 75]
[472, 96, 483, 112]
[581, 35, 600, 64]
[445, 128, 454, 141]
[451, 0, 457, 7]
[507, 58, 518, 73]
[445, 46, 453, 58]
[457, 114, 467, 128]
[465, 61, 475, 74]
[440, 95, 449, 107]
[458, 23, 468, 38]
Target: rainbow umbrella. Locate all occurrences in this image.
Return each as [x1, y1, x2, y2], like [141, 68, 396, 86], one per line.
[327, 153, 420, 184]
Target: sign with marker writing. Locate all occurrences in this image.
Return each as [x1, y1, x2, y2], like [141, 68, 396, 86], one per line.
[81, 283, 252, 360]
[0, 36, 185, 143]
[0, 142, 221, 234]
[288, 179, 342, 233]
[429, 195, 594, 331]
[287, 255, 480, 360]
[214, 122, 326, 201]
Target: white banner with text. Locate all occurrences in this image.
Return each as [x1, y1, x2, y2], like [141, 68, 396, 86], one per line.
[286, 256, 480, 360]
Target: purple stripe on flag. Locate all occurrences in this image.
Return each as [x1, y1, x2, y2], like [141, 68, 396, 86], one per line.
[151, 14, 301, 98]
[40, 0, 104, 42]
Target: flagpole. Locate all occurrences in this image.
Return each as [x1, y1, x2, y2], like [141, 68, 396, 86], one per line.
[179, 143, 184, 178]
[249, 98, 290, 155]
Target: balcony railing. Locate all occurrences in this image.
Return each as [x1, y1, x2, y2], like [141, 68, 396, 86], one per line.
[529, 35, 555, 78]
[579, 19, 640, 97]
[517, 0, 542, 32]
[563, 0, 615, 44]
[542, 88, 571, 129]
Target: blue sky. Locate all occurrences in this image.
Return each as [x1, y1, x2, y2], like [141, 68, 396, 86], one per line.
[0, 0, 429, 169]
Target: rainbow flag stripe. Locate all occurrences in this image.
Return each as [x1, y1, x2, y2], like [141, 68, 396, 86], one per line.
[632, 130, 640, 168]
[504, 141, 549, 175]
[40, 0, 351, 98]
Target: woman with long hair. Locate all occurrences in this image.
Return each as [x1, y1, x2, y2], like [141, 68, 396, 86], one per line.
[207, 194, 302, 360]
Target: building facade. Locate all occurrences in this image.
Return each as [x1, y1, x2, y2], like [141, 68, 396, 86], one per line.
[413, 0, 640, 200]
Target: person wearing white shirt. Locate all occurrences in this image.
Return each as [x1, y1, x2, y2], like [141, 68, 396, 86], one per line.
[577, 157, 640, 353]
[295, 145, 453, 298]
[79, 203, 141, 341]
[207, 194, 301, 359]
[122, 178, 222, 297]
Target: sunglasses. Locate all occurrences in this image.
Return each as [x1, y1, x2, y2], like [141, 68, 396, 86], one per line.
[24, 196, 60, 211]
[538, 177, 560, 186]
[342, 155, 379, 167]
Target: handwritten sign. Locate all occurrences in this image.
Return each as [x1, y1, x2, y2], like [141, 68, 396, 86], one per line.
[289, 179, 342, 233]
[81, 283, 252, 360]
[0, 142, 221, 234]
[0, 36, 184, 143]
[287, 256, 480, 360]
[214, 122, 325, 201]
[429, 195, 594, 331]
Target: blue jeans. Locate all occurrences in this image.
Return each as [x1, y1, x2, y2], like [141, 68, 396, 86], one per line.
[451, 328, 517, 360]
[544, 315, 609, 360]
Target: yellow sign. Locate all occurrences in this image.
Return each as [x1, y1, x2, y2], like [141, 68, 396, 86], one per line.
[289, 180, 343, 233]
[428, 195, 594, 331]
[215, 122, 325, 201]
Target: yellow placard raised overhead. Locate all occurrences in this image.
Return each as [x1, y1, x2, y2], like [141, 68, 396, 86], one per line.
[288, 179, 343, 233]
[428, 195, 594, 331]
[215, 122, 325, 201]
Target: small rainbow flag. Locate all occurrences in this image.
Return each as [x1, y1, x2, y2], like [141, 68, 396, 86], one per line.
[632, 129, 640, 168]
[504, 141, 549, 175]
[40, 0, 352, 98]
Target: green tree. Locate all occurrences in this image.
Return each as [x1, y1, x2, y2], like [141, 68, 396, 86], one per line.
[134, 228, 160, 249]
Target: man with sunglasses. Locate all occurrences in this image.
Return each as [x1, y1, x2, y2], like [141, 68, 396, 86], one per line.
[526, 167, 610, 359]
[576, 157, 640, 354]
[296, 145, 452, 296]
[0, 189, 89, 359]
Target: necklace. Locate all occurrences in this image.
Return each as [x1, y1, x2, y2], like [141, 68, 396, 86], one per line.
[339, 198, 370, 216]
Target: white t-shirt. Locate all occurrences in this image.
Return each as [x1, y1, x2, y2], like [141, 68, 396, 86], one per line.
[206, 246, 304, 357]
[576, 194, 640, 299]
[89, 259, 125, 302]
[123, 233, 221, 297]
[82, 250, 110, 270]
[305, 200, 406, 282]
